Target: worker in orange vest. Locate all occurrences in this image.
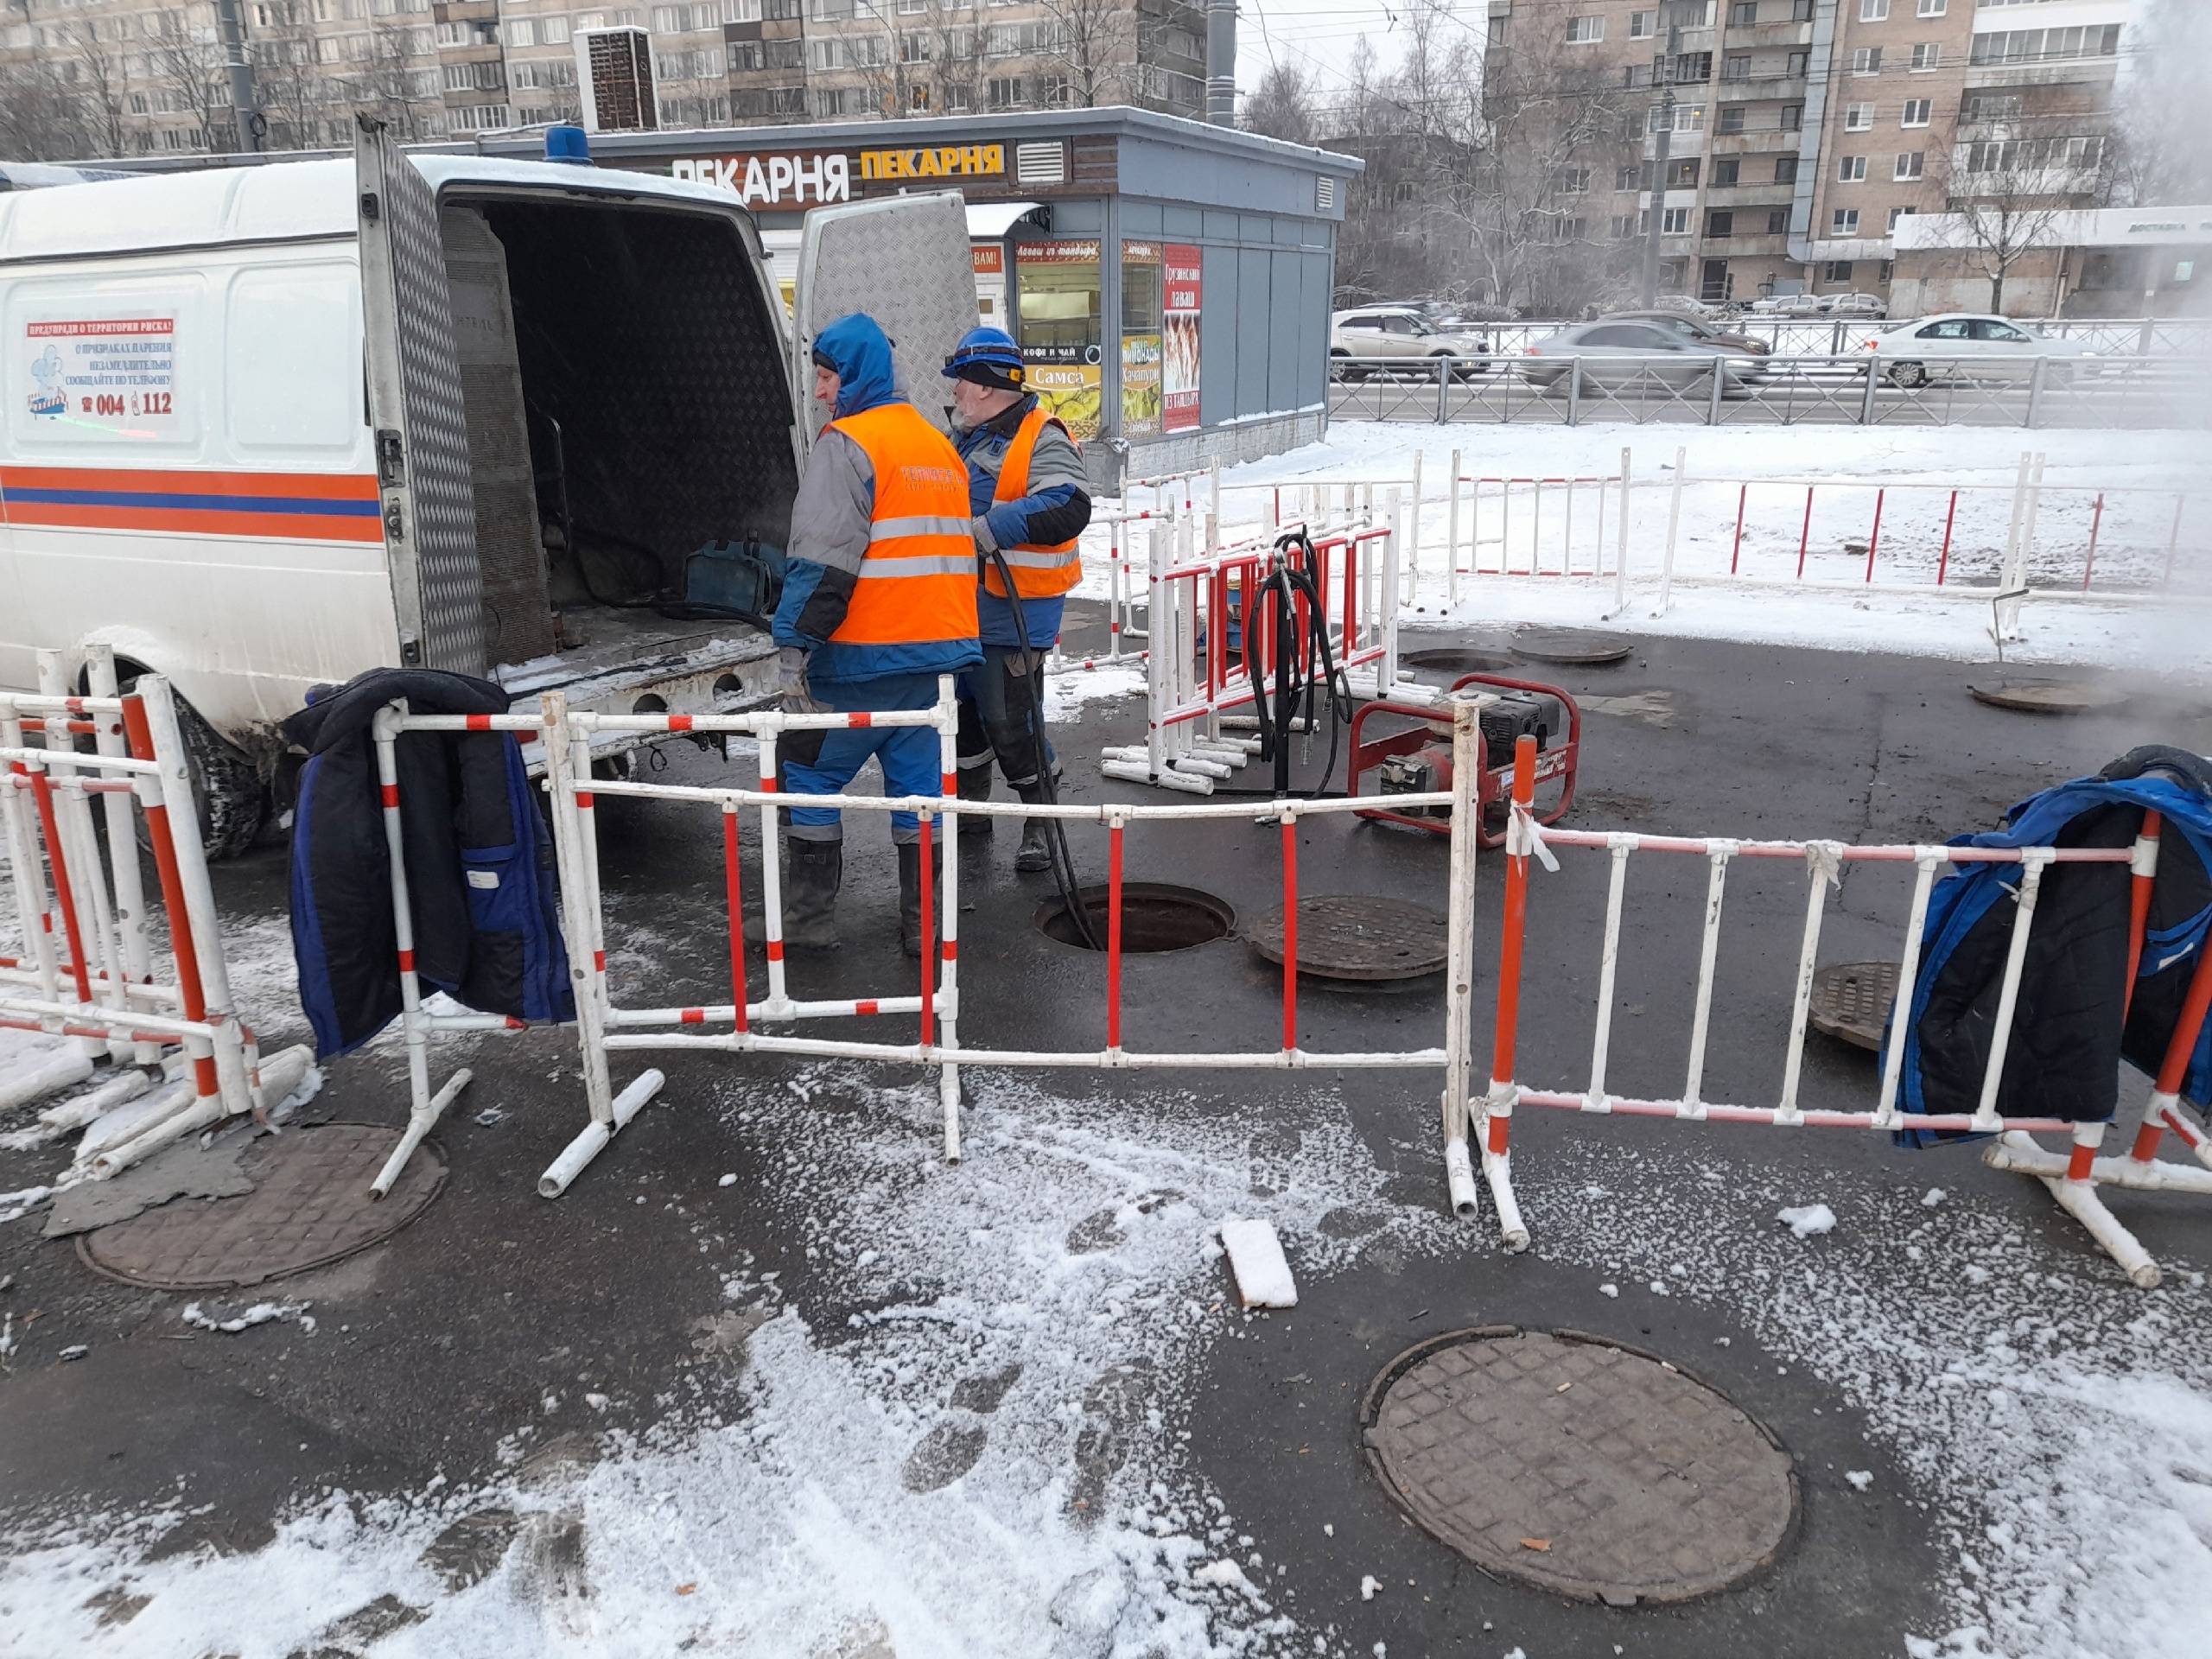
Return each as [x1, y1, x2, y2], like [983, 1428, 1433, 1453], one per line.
[760, 313, 980, 956]
[941, 327, 1090, 873]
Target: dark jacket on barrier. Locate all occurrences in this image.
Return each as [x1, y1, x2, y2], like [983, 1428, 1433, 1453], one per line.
[1889, 747, 2212, 1147]
[285, 668, 572, 1059]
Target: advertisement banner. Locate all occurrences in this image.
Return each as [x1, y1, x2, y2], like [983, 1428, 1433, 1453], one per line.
[25, 315, 178, 435]
[1120, 239, 1163, 440]
[1162, 244, 1201, 434]
[1016, 240, 1103, 441]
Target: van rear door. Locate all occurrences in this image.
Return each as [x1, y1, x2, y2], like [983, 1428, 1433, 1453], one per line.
[355, 117, 486, 674]
[791, 192, 979, 447]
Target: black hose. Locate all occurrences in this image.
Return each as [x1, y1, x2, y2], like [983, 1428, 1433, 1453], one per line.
[986, 545, 1101, 951]
[1246, 529, 1354, 800]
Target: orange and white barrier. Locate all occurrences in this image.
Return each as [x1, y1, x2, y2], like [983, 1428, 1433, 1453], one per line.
[0, 648, 262, 1149]
[365, 683, 1495, 1198]
[1465, 735, 2193, 1285]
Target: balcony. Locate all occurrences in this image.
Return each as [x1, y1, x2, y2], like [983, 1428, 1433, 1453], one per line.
[1964, 56, 2119, 91]
[1721, 21, 1812, 48]
[1709, 128, 1808, 154]
[1715, 74, 1806, 102]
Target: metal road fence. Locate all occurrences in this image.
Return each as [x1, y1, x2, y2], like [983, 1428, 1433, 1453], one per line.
[1329, 352, 2212, 429]
[1453, 316, 2212, 359]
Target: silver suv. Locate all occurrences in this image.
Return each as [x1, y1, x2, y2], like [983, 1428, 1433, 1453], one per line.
[1330, 307, 1492, 377]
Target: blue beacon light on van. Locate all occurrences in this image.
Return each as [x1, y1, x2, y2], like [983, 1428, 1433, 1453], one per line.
[545, 126, 593, 166]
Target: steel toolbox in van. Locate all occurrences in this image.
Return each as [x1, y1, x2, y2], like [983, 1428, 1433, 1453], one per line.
[0, 121, 978, 854]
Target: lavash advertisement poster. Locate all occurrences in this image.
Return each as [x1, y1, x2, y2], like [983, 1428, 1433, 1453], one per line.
[1162, 244, 1201, 434]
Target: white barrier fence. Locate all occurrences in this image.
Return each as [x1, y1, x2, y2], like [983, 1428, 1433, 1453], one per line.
[365, 682, 1491, 1199]
[0, 651, 296, 1177]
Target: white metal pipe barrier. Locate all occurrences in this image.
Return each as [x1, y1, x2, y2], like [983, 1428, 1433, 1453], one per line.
[0, 656, 264, 1151]
[368, 683, 1494, 1200]
[1463, 735, 2202, 1286]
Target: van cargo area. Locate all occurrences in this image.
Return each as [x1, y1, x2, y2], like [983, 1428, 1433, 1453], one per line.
[436, 191, 799, 716]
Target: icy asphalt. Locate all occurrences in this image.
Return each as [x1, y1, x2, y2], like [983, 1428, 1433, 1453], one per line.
[3, 608, 2211, 1658]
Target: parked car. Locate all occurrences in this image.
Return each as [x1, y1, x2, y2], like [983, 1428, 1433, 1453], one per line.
[1599, 309, 1771, 355]
[1751, 291, 1885, 319]
[1862, 314, 2104, 388]
[1521, 321, 1769, 393]
[1330, 307, 1491, 376]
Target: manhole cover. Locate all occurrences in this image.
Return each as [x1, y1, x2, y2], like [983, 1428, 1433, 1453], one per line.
[1360, 1327, 1797, 1605]
[1033, 882, 1234, 953]
[1245, 895, 1448, 981]
[1810, 960, 1897, 1052]
[1967, 677, 2128, 715]
[1511, 627, 1633, 666]
[78, 1124, 446, 1290]
[1402, 646, 1519, 678]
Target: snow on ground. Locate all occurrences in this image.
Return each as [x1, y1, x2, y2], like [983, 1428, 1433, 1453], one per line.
[1074, 424, 2212, 670]
[4, 1067, 2209, 1658]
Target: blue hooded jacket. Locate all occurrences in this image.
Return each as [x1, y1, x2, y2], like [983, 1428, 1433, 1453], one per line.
[774, 314, 982, 684]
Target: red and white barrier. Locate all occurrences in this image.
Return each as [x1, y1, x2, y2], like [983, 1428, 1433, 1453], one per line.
[1464, 735, 2202, 1286]
[365, 682, 1495, 1198]
[0, 651, 261, 1148]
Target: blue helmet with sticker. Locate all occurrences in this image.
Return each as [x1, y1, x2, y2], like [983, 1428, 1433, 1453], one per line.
[942, 326, 1026, 391]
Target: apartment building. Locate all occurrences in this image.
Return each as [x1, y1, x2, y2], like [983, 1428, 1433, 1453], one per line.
[0, 0, 1206, 157]
[1494, 0, 2133, 306]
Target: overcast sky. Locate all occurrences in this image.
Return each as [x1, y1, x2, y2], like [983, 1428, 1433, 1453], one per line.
[1237, 0, 1487, 94]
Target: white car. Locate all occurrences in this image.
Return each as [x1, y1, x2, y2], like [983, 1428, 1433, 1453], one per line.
[1330, 307, 1491, 375]
[1863, 314, 2103, 388]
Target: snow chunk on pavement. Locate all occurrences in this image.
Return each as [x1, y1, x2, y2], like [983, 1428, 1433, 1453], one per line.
[181, 1300, 315, 1335]
[1777, 1203, 1838, 1238]
[1218, 1217, 1297, 1308]
[1846, 1470, 1874, 1491]
[1923, 1188, 1948, 1207]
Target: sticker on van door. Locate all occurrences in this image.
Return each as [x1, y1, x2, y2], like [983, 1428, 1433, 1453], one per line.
[23, 315, 178, 435]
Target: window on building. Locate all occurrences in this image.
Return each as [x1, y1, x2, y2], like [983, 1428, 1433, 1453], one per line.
[1565, 15, 1603, 42]
[1711, 157, 1740, 185]
[763, 35, 802, 65]
[1837, 155, 1867, 181]
[1674, 51, 1713, 81]
[1793, 0, 1814, 15]
[651, 3, 678, 26]
[1917, 0, 1944, 15]
[1846, 101, 1873, 130]
[1901, 97, 1930, 126]
[1724, 54, 1751, 79]
[1786, 50, 1808, 76]
[1774, 156, 1799, 187]
[1831, 209, 1859, 235]
[1662, 207, 1691, 234]
[1910, 41, 1939, 70]
[1729, 0, 1757, 22]
[728, 38, 761, 67]
[1969, 25, 2122, 67]
[1894, 150, 1924, 180]
[1859, 0, 1886, 19]
[1666, 157, 1700, 187]
[1629, 10, 1655, 38]
[1851, 46, 1880, 74]
[1720, 105, 1747, 133]
[814, 86, 848, 115]
[1767, 207, 1790, 233]
[1781, 103, 1802, 130]
[507, 18, 535, 44]
[1617, 165, 1643, 190]
[1965, 93, 2022, 124]
[1560, 165, 1593, 193]
[1707, 209, 1734, 238]
[1879, 258, 1894, 283]
[1887, 205, 1916, 230]
[987, 73, 1024, 107]
[1824, 258, 1854, 280]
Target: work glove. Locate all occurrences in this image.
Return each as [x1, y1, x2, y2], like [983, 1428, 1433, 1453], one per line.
[778, 646, 825, 716]
[970, 514, 998, 554]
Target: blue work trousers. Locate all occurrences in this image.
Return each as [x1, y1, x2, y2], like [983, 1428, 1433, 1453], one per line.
[781, 671, 943, 844]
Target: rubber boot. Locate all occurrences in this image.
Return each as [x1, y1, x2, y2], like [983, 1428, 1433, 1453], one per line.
[956, 765, 995, 837]
[897, 841, 940, 958]
[1014, 779, 1052, 874]
[743, 838, 841, 950]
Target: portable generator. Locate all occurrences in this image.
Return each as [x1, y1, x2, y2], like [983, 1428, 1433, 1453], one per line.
[1352, 675, 1583, 849]
[1376, 691, 1554, 820]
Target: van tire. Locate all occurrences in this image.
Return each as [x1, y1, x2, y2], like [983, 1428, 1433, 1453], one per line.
[118, 679, 268, 861]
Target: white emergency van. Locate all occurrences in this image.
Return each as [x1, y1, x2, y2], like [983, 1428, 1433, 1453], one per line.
[0, 124, 978, 854]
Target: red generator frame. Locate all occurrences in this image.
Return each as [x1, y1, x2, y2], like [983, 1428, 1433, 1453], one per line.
[1349, 672, 1582, 848]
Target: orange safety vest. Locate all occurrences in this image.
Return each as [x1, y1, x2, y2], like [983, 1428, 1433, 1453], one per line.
[981, 406, 1084, 601]
[826, 403, 980, 647]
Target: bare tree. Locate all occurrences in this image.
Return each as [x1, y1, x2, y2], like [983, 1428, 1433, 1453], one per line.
[1034, 0, 1134, 106]
[1942, 122, 2111, 312]
[1241, 59, 1315, 148]
[148, 17, 234, 151]
[0, 58, 101, 161]
[64, 16, 136, 157]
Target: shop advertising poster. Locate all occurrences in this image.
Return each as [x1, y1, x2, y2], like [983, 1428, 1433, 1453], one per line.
[24, 315, 178, 435]
[1119, 240, 1163, 440]
[1162, 244, 1202, 434]
[1015, 240, 1103, 442]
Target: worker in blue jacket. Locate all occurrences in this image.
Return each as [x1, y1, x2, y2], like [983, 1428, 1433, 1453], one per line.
[942, 327, 1091, 872]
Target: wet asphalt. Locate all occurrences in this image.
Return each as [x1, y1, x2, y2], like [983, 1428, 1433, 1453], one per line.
[3, 601, 2209, 1654]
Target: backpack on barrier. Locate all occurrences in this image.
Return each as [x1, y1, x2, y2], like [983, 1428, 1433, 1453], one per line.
[1889, 746, 2212, 1148]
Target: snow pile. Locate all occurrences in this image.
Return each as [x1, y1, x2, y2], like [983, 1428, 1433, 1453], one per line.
[181, 1299, 317, 1335]
[1777, 1203, 1839, 1239]
[1218, 1217, 1298, 1308]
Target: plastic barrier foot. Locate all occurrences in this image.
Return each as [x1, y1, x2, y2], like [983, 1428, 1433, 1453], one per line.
[537, 1069, 665, 1198]
[371, 1065, 473, 1199]
[1443, 1133, 1478, 1221]
[1480, 1141, 1529, 1253]
[1984, 1131, 2161, 1288]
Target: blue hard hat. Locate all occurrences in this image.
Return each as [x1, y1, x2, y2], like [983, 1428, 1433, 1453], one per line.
[942, 325, 1025, 391]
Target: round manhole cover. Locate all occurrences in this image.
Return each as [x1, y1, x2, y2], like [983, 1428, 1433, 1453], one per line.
[78, 1124, 446, 1290]
[1967, 677, 2128, 715]
[1810, 960, 1897, 1052]
[1402, 646, 1519, 678]
[1361, 1327, 1797, 1605]
[1245, 895, 1448, 982]
[1511, 627, 1633, 666]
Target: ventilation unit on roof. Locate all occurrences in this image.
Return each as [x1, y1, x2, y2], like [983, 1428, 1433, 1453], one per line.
[1315, 175, 1336, 212]
[574, 26, 658, 132]
[1014, 141, 1067, 187]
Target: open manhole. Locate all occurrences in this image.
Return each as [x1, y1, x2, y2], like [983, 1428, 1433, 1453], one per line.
[1402, 645, 1519, 677]
[77, 1123, 446, 1290]
[1362, 1327, 1798, 1606]
[1967, 677, 2129, 715]
[1511, 626, 1634, 666]
[1810, 960, 1898, 1052]
[1245, 895, 1449, 982]
[1033, 882, 1234, 952]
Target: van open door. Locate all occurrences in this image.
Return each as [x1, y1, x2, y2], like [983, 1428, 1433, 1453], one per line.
[355, 116, 486, 674]
[791, 192, 979, 447]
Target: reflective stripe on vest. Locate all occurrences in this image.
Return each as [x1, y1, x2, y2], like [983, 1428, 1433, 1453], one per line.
[827, 404, 980, 646]
[982, 405, 1084, 601]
